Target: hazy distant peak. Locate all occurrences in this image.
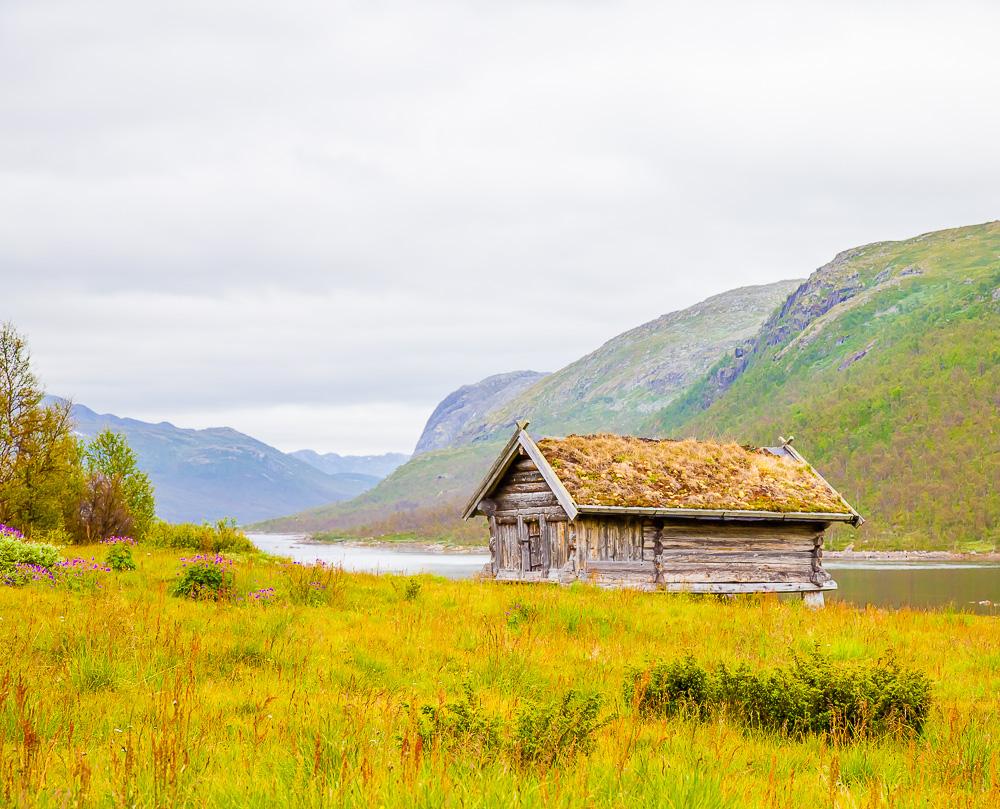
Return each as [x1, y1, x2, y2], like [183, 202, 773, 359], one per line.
[413, 370, 548, 455]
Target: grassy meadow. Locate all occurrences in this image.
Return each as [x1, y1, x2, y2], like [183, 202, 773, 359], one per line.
[1, 546, 998, 808]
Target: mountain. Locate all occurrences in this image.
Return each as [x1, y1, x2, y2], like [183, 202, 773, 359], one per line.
[447, 282, 803, 445]
[413, 371, 547, 454]
[290, 449, 410, 478]
[255, 280, 801, 538]
[648, 220, 1000, 551]
[65, 403, 381, 524]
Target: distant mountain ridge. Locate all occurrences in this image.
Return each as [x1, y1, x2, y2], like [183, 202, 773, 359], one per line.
[290, 449, 409, 478]
[60, 401, 389, 524]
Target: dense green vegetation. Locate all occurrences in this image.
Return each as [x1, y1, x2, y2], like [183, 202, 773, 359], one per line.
[0, 323, 157, 544]
[2, 547, 998, 807]
[652, 222, 1000, 551]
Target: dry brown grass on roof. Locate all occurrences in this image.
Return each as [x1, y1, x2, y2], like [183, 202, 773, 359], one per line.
[536, 434, 850, 513]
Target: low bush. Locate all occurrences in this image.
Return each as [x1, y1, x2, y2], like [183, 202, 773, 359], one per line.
[144, 519, 257, 554]
[715, 650, 932, 740]
[409, 686, 606, 770]
[102, 536, 137, 572]
[171, 554, 236, 601]
[626, 649, 931, 741]
[512, 690, 607, 768]
[414, 683, 502, 756]
[625, 654, 712, 718]
[505, 600, 538, 629]
[1, 532, 61, 584]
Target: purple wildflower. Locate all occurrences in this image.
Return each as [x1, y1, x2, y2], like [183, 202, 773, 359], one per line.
[0, 523, 25, 540]
[101, 535, 136, 546]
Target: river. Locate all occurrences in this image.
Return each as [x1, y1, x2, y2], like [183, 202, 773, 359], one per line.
[247, 533, 1000, 615]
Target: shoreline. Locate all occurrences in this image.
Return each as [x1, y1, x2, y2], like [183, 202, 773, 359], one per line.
[262, 533, 1000, 562]
[825, 549, 1000, 563]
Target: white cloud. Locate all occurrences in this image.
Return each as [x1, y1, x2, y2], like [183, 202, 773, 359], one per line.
[1, 0, 998, 452]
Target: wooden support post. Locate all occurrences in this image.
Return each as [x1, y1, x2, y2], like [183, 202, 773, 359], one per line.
[539, 514, 550, 577]
[802, 591, 825, 609]
[652, 521, 664, 585]
[488, 515, 499, 577]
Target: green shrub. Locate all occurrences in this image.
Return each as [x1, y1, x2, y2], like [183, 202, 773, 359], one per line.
[414, 683, 502, 756]
[0, 535, 60, 582]
[104, 543, 136, 572]
[144, 519, 257, 554]
[626, 649, 932, 741]
[402, 578, 421, 601]
[715, 650, 932, 740]
[505, 600, 537, 629]
[170, 554, 236, 601]
[512, 691, 607, 768]
[625, 654, 712, 718]
[409, 686, 605, 769]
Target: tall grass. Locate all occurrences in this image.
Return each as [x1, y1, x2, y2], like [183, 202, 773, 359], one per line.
[0, 546, 997, 807]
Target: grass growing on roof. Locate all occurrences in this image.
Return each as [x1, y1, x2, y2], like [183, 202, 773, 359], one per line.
[537, 433, 851, 513]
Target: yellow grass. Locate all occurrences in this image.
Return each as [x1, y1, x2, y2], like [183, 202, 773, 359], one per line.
[1, 546, 998, 808]
[538, 434, 852, 513]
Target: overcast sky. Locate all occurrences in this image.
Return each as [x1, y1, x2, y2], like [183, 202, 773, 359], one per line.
[2, 1, 998, 454]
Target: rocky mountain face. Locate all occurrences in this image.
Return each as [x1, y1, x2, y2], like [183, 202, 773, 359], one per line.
[652, 221, 1000, 550]
[413, 371, 547, 454]
[290, 449, 409, 478]
[66, 403, 381, 524]
[681, 248, 881, 411]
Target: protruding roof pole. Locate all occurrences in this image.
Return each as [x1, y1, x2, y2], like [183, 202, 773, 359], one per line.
[779, 436, 864, 528]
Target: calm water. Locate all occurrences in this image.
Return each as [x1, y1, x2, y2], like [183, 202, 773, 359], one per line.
[247, 533, 490, 579]
[247, 534, 1000, 615]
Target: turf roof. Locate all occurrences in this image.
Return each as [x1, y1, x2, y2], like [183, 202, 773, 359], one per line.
[535, 434, 851, 514]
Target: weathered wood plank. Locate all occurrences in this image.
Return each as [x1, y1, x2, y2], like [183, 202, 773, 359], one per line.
[654, 550, 814, 563]
[660, 523, 822, 540]
[540, 514, 550, 574]
[507, 471, 546, 484]
[496, 481, 554, 495]
[495, 511, 568, 523]
[495, 492, 560, 509]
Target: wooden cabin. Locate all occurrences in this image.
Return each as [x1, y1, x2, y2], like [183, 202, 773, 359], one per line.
[462, 423, 863, 607]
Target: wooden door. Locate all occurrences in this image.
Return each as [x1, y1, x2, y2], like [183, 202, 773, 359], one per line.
[518, 517, 543, 572]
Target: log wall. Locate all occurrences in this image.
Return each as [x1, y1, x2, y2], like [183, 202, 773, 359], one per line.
[480, 458, 832, 592]
[576, 516, 830, 587]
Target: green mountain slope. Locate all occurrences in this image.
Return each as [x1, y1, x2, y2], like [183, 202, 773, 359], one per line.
[651, 221, 1000, 551]
[448, 281, 802, 445]
[256, 282, 800, 539]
